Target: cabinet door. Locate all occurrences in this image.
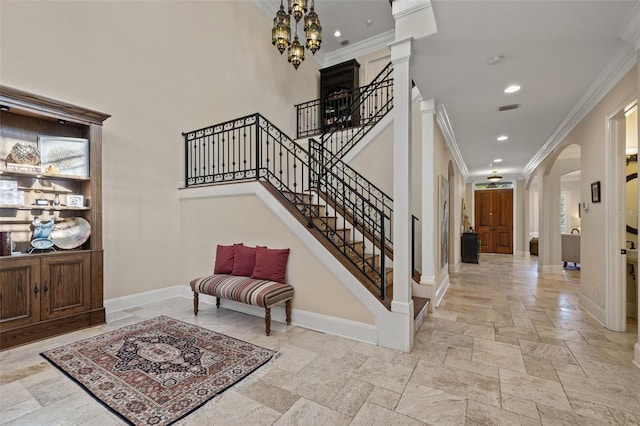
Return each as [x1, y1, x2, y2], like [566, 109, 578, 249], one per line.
[0, 257, 41, 330]
[41, 253, 90, 321]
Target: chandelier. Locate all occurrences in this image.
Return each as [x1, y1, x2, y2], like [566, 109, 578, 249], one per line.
[487, 171, 503, 182]
[271, 0, 322, 69]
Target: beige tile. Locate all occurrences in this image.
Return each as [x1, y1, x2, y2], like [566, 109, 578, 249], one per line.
[274, 398, 350, 426]
[349, 341, 399, 362]
[557, 371, 640, 415]
[465, 400, 541, 426]
[24, 375, 84, 407]
[0, 381, 33, 409]
[181, 390, 281, 425]
[427, 329, 475, 349]
[495, 325, 541, 342]
[523, 355, 559, 382]
[280, 355, 361, 405]
[472, 338, 527, 373]
[0, 362, 51, 387]
[396, 382, 467, 425]
[537, 403, 613, 426]
[237, 380, 300, 414]
[366, 386, 401, 410]
[287, 329, 357, 359]
[569, 398, 618, 425]
[444, 351, 500, 378]
[501, 394, 540, 419]
[412, 359, 501, 407]
[500, 368, 572, 411]
[355, 357, 413, 394]
[327, 378, 373, 416]
[519, 339, 578, 365]
[271, 344, 318, 373]
[351, 401, 425, 426]
[609, 407, 640, 425]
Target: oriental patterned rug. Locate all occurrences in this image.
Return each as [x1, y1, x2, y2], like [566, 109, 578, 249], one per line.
[41, 316, 275, 426]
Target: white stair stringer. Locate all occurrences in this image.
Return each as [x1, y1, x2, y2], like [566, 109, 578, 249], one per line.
[178, 181, 413, 352]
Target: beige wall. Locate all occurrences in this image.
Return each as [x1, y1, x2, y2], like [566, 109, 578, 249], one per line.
[179, 194, 374, 324]
[534, 66, 638, 310]
[0, 1, 320, 299]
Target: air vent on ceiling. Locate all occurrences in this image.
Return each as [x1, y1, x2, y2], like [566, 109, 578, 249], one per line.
[340, 40, 349, 46]
[497, 104, 519, 112]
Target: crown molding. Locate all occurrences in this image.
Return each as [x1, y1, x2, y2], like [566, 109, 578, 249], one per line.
[617, 1, 640, 50]
[392, 0, 432, 20]
[523, 42, 638, 178]
[436, 104, 469, 182]
[322, 30, 395, 68]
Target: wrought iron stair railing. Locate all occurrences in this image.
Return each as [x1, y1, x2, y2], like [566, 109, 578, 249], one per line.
[296, 63, 394, 163]
[309, 138, 393, 256]
[183, 113, 389, 300]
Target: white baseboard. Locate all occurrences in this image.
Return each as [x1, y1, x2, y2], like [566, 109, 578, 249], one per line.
[434, 274, 450, 308]
[579, 292, 606, 326]
[105, 285, 377, 345]
[104, 285, 187, 313]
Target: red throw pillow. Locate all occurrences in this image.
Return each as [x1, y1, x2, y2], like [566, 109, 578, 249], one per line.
[252, 247, 290, 283]
[231, 245, 261, 277]
[213, 243, 242, 274]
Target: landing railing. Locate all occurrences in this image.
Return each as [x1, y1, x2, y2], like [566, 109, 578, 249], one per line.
[183, 113, 387, 299]
[295, 62, 393, 151]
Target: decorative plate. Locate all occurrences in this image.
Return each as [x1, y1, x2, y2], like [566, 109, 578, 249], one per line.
[51, 217, 91, 249]
[31, 238, 54, 250]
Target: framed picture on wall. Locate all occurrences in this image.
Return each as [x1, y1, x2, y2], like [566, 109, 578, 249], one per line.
[591, 181, 601, 203]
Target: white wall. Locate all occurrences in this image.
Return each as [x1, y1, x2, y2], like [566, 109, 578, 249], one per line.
[0, 1, 320, 300]
[531, 66, 638, 318]
[179, 193, 374, 324]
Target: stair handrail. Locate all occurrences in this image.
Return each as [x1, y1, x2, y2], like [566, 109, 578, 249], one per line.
[319, 62, 393, 159]
[309, 138, 393, 251]
[183, 113, 388, 300]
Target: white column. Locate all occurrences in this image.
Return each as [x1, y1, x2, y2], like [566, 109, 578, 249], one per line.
[419, 98, 436, 303]
[538, 173, 562, 273]
[390, 37, 414, 312]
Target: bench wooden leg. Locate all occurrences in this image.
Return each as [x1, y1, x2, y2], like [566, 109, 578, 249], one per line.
[216, 297, 220, 308]
[193, 292, 199, 316]
[285, 300, 291, 324]
[265, 307, 271, 336]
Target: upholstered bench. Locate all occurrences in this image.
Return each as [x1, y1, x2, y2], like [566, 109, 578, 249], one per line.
[190, 274, 294, 336]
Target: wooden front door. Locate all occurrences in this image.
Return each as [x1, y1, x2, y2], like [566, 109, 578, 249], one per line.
[475, 189, 513, 254]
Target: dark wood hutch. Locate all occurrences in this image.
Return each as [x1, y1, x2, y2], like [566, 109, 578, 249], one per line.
[0, 86, 110, 349]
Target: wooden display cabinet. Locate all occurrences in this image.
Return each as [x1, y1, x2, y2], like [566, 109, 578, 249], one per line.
[0, 86, 110, 349]
[320, 59, 360, 131]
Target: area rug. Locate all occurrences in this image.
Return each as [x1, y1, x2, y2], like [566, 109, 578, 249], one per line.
[41, 316, 275, 426]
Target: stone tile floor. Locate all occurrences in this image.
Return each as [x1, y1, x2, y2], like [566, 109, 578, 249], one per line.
[1, 254, 639, 425]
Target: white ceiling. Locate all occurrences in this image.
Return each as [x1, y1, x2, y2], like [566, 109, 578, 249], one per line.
[257, 0, 639, 181]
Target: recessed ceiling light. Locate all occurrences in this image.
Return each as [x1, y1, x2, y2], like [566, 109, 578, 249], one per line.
[494, 158, 503, 163]
[504, 84, 521, 94]
[497, 135, 508, 141]
[334, 30, 341, 37]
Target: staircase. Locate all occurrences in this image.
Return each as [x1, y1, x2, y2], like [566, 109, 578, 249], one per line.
[183, 66, 426, 317]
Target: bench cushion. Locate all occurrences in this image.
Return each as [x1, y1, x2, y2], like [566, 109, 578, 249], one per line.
[190, 274, 294, 308]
